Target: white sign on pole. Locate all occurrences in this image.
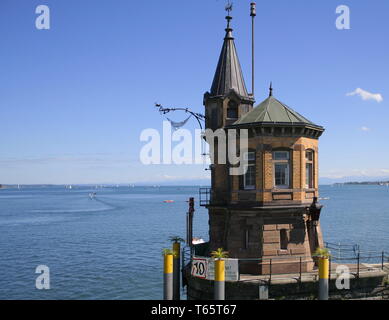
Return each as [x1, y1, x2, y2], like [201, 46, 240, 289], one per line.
[191, 256, 239, 281]
[206, 258, 239, 281]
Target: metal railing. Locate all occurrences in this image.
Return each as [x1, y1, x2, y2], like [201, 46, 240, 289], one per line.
[324, 241, 360, 259]
[324, 242, 389, 275]
[186, 245, 389, 285]
[328, 251, 389, 279]
[237, 255, 309, 284]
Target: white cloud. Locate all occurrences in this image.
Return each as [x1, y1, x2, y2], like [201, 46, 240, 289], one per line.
[361, 126, 370, 132]
[346, 88, 383, 103]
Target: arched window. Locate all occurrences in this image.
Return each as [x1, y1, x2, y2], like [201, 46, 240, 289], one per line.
[305, 150, 314, 189]
[273, 150, 291, 189]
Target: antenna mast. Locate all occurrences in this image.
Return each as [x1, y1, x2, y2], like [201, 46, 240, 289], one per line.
[250, 2, 256, 97]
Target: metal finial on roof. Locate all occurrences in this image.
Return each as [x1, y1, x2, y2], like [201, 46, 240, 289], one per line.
[224, 13, 234, 40]
[226, 15, 232, 30]
[269, 82, 273, 97]
[225, 1, 233, 30]
[225, 1, 233, 15]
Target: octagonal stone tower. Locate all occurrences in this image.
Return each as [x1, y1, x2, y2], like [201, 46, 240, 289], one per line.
[201, 14, 325, 274]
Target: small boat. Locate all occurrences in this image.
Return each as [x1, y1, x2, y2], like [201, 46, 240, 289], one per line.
[192, 238, 205, 245]
[89, 192, 97, 199]
[163, 200, 174, 203]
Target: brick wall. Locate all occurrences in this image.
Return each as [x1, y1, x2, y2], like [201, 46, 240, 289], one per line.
[214, 135, 319, 206]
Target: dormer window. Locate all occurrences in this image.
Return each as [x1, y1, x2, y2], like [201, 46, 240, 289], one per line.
[273, 151, 290, 189]
[227, 100, 238, 119]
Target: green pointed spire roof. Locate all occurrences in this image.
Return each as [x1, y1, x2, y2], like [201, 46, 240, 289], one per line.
[233, 95, 323, 129]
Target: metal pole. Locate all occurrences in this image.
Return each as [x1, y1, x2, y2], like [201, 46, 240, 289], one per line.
[269, 259, 272, 285]
[173, 242, 181, 300]
[250, 2, 256, 97]
[186, 211, 190, 245]
[318, 257, 329, 300]
[163, 253, 173, 300]
[181, 247, 185, 280]
[299, 257, 302, 282]
[214, 259, 225, 300]
[188, 198, 194, 250]
[382, 251, 384, 270]
[357, 252, 360, 278]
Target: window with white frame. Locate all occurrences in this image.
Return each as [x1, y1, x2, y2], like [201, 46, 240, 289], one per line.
[243, 151, 256, 190]
[305, 150, 314, 189]
[273, 150, 290, 189]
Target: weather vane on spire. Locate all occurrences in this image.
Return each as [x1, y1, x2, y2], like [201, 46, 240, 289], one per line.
[225, 1, 233, 15]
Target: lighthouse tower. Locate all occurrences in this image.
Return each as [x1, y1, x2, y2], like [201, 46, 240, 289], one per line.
[201, 12, 325, 274]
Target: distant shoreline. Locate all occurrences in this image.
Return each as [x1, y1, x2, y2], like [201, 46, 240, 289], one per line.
[1, 183, 388, 188]
[0, 184, 212, 188]
[334, 181, 389, 186]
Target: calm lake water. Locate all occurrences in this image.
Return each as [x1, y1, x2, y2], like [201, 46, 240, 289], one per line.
[0, 185, 388, 299]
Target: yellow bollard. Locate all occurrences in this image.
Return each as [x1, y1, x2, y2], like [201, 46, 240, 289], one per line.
[172, 242, 181, 300]
[318, 257, 329, 300]
[164, 253, 173, 300]
[214, 259, 225, 300]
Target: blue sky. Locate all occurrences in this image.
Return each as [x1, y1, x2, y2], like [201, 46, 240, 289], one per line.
[0, 0, 388, 184]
